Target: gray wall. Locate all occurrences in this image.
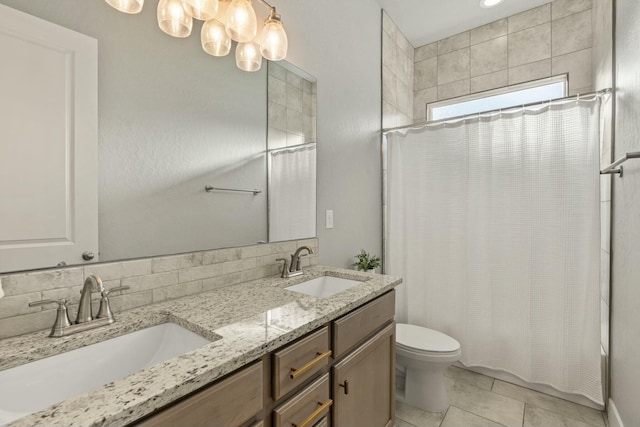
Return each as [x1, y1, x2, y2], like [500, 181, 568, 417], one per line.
[611, 0, 640, 424]
[274, 0, 383, 268]
[0, 0, 268, 261]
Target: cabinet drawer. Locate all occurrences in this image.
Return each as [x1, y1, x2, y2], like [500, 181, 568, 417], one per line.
[273, 326, 331, 400]
[273, 373, 331, 427]
[136, 361, 263, 427]
[332, 290, 395, 359]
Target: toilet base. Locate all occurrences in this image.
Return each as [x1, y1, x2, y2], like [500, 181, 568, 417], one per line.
[402, 365, 449, 413]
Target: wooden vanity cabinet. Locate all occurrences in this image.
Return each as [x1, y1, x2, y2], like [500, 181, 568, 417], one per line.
[135, 361, 263, 427]
[132, 290, 395, 427]
[331, 323, 395, 427]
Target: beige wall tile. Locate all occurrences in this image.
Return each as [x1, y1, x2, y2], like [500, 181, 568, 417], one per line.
[470, 36, 508, 77]
[202, 272, 243, 292]
[414, 57, 438, 90]
[552, 0, 592, 20]
[121, 271, 179, 292]
[286, 85, 303, 113]
[413, 87, 438, 121]
[0, 310, 56, 339]
[383, 67, 397, 106]
[268, 61, 286, 80]
[286, 109, 304, 135]
[121, 259, 152, 278]
[508, 4, 550, 34]
[382, 11, 397, 40]
[268, 102, 287, 131]
[222, 258, 257, 275]
[382, 30, 396, 72]
[415, 42, 437, 62]
[438, 49, 470, 85]
[471, 70, 509, 94]
[382, 101, 397, 129]
[552, 48, 592, 91]
[396, 48, 411, 85]
[1, 267, 83, 297]
[508, 24, 551, 67]
[438, 79, 470, 101]
[179, 263, 223, 282]
[508, 59, 551, 85]
[202, 247, 241, 264]
[109, 290, 153, 313]
[268, 76, 286, 106]
[396, 79, 410, 115]
[568, 86, 594, 96]
[396, 31, 414, 60]
[552, 9, 592, 57]
[438, 31, 470, 55]
[470, 19, 508, 45]
[0, 292, 41, 319]
[286, 71, 303, 90]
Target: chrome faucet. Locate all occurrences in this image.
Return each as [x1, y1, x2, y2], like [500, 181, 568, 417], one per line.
[277, 245, 314, 278]
[28, 275, 129, 338]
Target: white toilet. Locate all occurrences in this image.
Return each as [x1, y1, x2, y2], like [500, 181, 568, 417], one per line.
[395, 323, 462, 412]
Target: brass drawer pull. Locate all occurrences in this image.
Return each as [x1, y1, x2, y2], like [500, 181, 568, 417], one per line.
[338, 379, 349, 395]
[290, 350, 332, 379]
[291, 399, 333, 427]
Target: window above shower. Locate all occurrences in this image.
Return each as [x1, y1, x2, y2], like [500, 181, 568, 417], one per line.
[427, 75, 568, 122]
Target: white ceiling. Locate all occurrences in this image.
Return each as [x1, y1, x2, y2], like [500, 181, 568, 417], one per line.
[376, 0, 552, 47]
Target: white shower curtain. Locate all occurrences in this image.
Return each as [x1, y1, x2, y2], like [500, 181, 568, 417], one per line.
[386, 100, 603, 404]
[269, 144, 316, 242]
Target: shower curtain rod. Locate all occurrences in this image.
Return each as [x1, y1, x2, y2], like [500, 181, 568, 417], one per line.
[382, 87, 612, 134]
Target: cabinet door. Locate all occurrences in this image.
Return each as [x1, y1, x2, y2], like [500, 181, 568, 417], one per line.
[136, 361, 263, 427]
[332, 323, 395, 427]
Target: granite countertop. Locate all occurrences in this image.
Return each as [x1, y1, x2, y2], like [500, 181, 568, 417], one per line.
[0, 265, 401, 427]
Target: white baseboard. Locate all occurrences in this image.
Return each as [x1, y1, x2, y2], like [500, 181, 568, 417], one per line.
[608, 399, 624, 427]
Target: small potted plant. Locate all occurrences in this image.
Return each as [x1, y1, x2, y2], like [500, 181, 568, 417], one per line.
[353, 249, 381, 273]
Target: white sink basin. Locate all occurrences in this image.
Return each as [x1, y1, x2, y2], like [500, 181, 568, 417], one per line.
[285, 276, 364, 298]
[0, 322, 212, 426]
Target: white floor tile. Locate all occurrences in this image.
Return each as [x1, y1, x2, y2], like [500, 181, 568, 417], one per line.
[492, 380, 605, 427]
[396, 401, 446, 427]
[524, 404, 601, 427]
[441, 406, 507, 427]
[445, 366, 495, 391]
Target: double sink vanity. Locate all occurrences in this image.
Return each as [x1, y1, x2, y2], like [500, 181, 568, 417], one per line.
[0, 265, 400, 427]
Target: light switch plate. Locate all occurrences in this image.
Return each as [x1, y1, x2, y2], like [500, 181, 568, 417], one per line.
[325, 210, 334, 229]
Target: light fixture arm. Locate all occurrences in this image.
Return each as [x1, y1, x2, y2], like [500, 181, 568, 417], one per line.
[256, 0, 276, 13]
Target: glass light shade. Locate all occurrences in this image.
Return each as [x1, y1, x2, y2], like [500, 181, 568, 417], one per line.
[236, 41, 262, 72]
[202, 19, 231, 56]
[225, 0, 257, 42]
[105, 0, 143, 14]
[259, 15, 288, 61]
[157, 0, 193, 38]
[183, 0, 218, 21]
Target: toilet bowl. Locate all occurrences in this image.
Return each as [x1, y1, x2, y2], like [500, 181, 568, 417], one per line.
[396, 323, 461, 412]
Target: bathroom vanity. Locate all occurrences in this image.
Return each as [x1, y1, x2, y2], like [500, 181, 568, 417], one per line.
[0, 266, 400, 427]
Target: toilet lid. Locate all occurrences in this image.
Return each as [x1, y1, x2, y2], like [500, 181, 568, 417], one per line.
[396, 323, 460, 353]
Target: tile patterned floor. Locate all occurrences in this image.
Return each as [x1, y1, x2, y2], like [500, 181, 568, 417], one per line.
[396, 366, 607, 427]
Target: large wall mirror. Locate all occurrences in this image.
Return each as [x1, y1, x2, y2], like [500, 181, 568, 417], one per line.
[0, 0, 316, 274]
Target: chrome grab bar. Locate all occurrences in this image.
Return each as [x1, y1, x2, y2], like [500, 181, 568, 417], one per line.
[204, 185, 261, 195]
[600, 151, 640, 177]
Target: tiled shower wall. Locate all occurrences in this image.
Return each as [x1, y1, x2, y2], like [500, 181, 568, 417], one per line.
[267, 62, 317, 149]
[412, 0, 594, 122]
[0, 238, 319, 340]
[382, 11, 414, 129]
[592, 0, 613, 367]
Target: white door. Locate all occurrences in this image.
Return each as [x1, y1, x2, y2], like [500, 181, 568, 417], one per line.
[0, 4, 98, 273]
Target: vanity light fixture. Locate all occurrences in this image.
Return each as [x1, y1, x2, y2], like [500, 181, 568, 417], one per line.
[479, 0, 504, 7]
[105, 0, 288, 72]
[105, 0, 144, 14]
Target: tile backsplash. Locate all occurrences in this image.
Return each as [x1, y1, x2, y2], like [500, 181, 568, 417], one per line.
[0, 238, 319, 340]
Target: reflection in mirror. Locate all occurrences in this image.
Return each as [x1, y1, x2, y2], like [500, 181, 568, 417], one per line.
[267, 62, 317, 242]
[0, 0, 317, 275]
